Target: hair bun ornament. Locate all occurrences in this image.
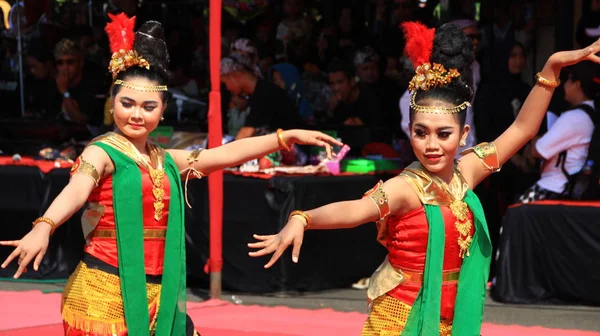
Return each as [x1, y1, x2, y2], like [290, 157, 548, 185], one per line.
[401, 21, 435, 68]
[105, 13, 150, 79]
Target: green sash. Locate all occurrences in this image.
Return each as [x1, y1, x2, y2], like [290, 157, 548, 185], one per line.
[92, 142, 187, 336]
[402, 190, 491, 336]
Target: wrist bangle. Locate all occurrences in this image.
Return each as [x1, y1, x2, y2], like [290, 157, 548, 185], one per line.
[276, 128, 291, 152]
[289, 210, 311, 230]
[535, 72, 560, 89]
[33, 217, 56, 235]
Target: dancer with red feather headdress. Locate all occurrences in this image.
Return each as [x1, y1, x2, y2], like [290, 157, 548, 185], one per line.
[0, 12, 342, 336]
[249, 20, 600, 335]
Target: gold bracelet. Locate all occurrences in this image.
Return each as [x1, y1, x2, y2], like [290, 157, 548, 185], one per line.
[276, 128, 291, 152]
[32, 217, 56, 235]
[535, 72, 560, 89]
[288, 210, 311, 230]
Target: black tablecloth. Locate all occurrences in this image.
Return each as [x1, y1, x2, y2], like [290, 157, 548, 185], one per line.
[491, 202, 600, 305]
[0, 166, 388, 293]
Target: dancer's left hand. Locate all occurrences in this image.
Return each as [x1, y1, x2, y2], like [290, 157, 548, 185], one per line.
[283, 129, 343, 160]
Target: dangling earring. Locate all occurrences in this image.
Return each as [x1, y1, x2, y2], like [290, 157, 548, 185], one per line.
[460, 140, 466, 147]
[110, 108, 114, 114]
[160, 115, 164, 121]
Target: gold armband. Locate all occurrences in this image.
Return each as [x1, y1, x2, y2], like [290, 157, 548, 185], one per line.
[33, 217, 56, 235]
[461, 142, 501, 172]
[70, 157, 100, 186]
[179, 148, 205, 208]
[289, 210, 311, 230]
[363, 180, 391, 222]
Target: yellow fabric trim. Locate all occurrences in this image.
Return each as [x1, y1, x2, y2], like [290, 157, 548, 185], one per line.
[362, 294, 452, 336]
[61, 262, 161, 335]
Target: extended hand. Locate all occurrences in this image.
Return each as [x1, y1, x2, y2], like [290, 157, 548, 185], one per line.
[284, 129, 343, 160]
[0, 224, 51, 278]
[549, 37, 600, 68]
[248, 217, 306, 268]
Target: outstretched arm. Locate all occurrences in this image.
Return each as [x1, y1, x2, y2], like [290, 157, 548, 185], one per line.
[0, 145, 110, 278]
[460, 39, 600, 187]
[168, 129, 342, 175]
[248, 176, 414, 268]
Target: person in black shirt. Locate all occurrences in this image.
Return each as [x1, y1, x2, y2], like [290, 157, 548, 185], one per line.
[220, 54, 303, 140]
[326, 59, 382, 127]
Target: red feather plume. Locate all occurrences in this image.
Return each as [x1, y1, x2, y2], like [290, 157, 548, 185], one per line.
[105, 13, 136, 53]
[401, 22, 435, 68]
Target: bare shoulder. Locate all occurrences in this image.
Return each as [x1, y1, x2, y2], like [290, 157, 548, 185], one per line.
[457, 152, 480, 187]
[383, 175, 423, 217]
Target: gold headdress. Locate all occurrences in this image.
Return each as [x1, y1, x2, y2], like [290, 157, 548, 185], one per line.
[402, 22, 470, 114]
[105, 13, 168, 92]
[408, 62, 471, 114]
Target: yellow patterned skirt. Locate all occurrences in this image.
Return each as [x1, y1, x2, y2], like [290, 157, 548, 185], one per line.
[361, 294, 452, 336]
[61, 261, 162, 335]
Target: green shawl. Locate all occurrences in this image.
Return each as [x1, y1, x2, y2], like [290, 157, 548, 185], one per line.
[402, 190, 491, 335]
[92, 140, 187, 336]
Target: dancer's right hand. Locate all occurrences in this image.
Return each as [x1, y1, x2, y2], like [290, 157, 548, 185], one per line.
[248, 217, 306, 268]
[0, 224, 51, 278]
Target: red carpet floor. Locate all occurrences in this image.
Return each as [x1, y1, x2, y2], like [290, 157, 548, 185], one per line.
[1, 290, 598, 336]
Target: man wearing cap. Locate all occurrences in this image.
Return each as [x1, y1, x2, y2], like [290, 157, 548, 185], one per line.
[220, 53, 303, 140]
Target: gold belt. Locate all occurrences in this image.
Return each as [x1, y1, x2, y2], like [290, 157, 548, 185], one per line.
[92, 228, 167, 239]
[402, 268, 460, 284]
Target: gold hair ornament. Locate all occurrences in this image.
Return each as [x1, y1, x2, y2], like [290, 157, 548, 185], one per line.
[408, 62, 470, 114]
[113, 79, 168, 92]
[410, 93, 471, 114]
[408, 62, 460, 92]
[109, 49, 151, 79]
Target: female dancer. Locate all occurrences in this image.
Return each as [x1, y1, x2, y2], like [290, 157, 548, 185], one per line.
[249, 22, 600, 335]
[0, 14, 341, 336]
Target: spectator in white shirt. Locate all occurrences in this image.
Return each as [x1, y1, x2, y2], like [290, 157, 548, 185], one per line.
[518, 61, 600, 203]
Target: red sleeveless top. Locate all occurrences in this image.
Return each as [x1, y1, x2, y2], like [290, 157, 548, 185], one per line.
[84, 167, 170, 275]
[385, 205, 475, 321]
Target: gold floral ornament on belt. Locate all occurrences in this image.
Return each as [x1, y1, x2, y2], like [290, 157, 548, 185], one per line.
[179, 149, 205, 208]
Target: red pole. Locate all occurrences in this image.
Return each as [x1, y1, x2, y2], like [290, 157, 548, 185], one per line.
[207, 0, 223, 299]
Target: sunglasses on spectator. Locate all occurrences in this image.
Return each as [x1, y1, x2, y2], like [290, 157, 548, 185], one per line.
[56, 59, 76, 66]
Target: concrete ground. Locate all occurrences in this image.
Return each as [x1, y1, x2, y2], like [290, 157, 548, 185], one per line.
[2, 281, 599, 332]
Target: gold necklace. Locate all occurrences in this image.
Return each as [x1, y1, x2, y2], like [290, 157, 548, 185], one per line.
[450, 199, 472, 258]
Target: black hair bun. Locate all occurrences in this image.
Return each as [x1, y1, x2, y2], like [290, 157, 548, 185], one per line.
[133, 20, 170, 80]
[431, 23, 474, 102]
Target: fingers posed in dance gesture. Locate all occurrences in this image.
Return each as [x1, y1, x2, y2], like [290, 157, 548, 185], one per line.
[248, 216, 306, 268]
[283, 129, 343, 160]
[0, 224, 52, 278]
[548, 37, 600, 69]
